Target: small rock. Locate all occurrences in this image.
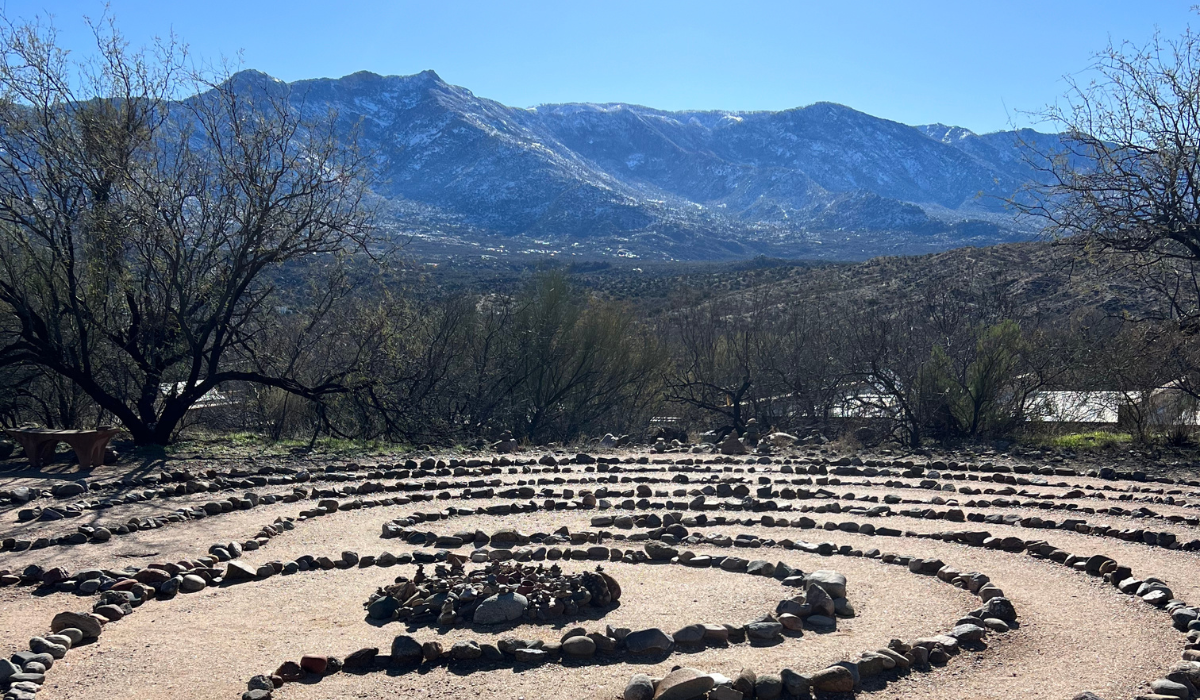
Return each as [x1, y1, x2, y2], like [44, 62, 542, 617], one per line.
[624, 673, 655, 700]
[746, 620, 783, 641]
[390, 636, 423, 666]
[807, 570, 847, 598]
[343, 647, 379, 670]
[624, 628, 673, 655]
[810, 666, 854, 693]
[513, 647, 548, 663]
[449, 640, 482, 660]
[755, 673, 783, 700]
[472, 592, 528, 625]
[300, 655, 327, 674]
[29, 637, 67, 659]
[562, 635, 597, 657]
[51, 611, 102, 638]
[948, 623, 987, 642]
[655, 667, 715, 700]
[275, 661, 304, 682]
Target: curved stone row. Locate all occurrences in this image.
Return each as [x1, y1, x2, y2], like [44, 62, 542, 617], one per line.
[591, 501, 1200, 553]
[0, 573, 152, 700]
[0, 516, 297, 593]
[7, 449, 1196, 700]
[0, 531, 846, 700]
[6, 449, 1194, 521]
[911, 527, 1200, 699]
[5, 460, 1197, 603]
[8, 453, 1193, 557]
[2, 490, 307, 553]
[239, 539, 1013, 700]
[371, 483, 1200, 554]
[0, 540, 419, 699]
[0, 485, 481, 594]
[2, 460, 503, 526]
[0, 455, 537, 524]
[5, 468, 1191, 613]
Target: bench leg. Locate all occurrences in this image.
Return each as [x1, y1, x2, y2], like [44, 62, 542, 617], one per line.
[15, 436, 59, 468]
[65, 436, 109, 469]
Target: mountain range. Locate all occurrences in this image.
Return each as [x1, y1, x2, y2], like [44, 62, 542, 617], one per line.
[235, 69, 1060, 261]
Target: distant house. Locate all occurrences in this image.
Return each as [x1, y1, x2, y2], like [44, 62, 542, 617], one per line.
[1026, 382, 1200, 428]
[831, 384, 899, 419]
[1144, 380, 1200, 427]
[1025, 391, 1122, 424]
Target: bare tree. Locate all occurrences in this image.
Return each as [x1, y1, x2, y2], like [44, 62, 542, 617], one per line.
[0, 15, 373, 444]
[760, 294, 854, 432]
[1018, 21, 1200, 326]
[663, 293, 766, 433]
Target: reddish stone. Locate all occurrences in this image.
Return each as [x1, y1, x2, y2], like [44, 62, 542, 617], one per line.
[41, 567, 70, 585]
[300, 655, 328, 674]
[132, 568, 172, 584]
[275, 661, 304, 682]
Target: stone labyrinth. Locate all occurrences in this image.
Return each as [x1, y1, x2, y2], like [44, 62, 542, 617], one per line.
[1, 451, 1200, 699]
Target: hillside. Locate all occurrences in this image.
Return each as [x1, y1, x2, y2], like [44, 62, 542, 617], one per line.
[406, 241, 1159, 325]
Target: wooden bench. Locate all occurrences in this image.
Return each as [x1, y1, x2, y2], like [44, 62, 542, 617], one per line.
[3, 427, 121, 469]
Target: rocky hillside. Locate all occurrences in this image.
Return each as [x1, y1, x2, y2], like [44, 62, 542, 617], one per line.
[231, 70, 1063, 261]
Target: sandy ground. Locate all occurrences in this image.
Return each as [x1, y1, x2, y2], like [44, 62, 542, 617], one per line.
[2, 449, 1198, 700]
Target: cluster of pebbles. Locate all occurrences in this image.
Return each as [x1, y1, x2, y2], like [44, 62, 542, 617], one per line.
[364, 560, 621, 627]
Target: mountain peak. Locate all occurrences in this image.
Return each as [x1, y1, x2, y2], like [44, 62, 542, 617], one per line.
[919, 123, 979, 142]
[414, 69, 445, 84]
[224, 68, 282, 89]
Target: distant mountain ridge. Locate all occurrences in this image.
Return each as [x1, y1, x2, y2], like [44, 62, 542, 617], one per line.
[231, 69, 1057, 260]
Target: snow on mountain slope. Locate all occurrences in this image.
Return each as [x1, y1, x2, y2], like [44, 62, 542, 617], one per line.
[226, 70, 1060, 260]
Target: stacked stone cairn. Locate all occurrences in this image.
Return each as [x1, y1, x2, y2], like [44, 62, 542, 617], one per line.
[364, 560, 620, 627]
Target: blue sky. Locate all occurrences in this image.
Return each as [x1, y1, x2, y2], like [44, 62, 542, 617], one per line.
[6, 0, 1195, 133]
